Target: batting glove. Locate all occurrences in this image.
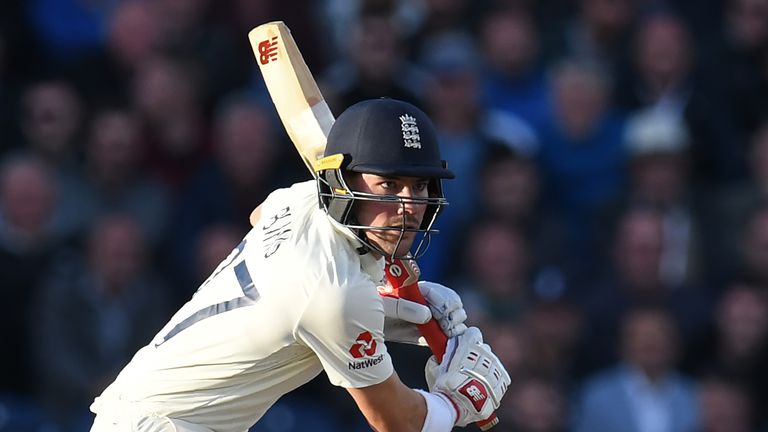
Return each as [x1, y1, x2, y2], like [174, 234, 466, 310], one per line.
[380, 281, 467, 345]
[425, 327, 511, 427]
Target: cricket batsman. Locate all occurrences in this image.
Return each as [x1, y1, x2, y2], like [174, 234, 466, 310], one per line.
[90, 98, 510, 432]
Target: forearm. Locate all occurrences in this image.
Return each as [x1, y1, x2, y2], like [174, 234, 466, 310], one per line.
[348, 374, 434, 432]
[367, 386, 427, 432]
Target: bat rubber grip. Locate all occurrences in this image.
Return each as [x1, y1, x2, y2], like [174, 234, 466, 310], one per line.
[476, 413, 499, 430]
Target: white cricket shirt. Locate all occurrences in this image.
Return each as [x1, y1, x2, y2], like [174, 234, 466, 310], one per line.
[90, 180, 393, 431]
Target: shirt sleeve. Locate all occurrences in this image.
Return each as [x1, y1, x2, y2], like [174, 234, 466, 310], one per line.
[296, 273, 393, 389]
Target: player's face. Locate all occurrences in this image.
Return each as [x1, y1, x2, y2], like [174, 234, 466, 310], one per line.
[349, 173, 430, 258]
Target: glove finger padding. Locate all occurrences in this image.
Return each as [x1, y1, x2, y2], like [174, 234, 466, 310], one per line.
[436, 309, 468, 339]
[418, 281, 468, 338]
[381, 295, 431, 324]
[424, 327, 511, 427]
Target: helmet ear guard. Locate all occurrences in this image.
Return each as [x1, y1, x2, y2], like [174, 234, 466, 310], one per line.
[316, 156, 356, 226]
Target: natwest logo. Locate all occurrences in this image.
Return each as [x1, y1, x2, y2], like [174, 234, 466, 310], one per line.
[459, 379, 488, 412]
[349, 331, 378, 358]
[258, 36, 279, 65]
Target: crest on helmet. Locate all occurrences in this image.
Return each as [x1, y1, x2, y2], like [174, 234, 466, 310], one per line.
[399, 114, 421, 149]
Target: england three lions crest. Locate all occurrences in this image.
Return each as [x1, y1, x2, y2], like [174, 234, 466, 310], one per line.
[399, 114, 421, 149]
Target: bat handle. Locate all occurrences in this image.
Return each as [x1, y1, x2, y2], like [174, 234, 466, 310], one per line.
[394, 282, 447, 361]
[384, 259, 499, 430]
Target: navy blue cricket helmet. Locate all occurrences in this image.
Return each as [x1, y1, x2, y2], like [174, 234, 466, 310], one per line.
[316, 98, 453, 259]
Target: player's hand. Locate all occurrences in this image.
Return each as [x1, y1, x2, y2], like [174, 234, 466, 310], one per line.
[425, 327, 511, 427]
[380, 281, 467, 345]
[417, 281, 467, 338]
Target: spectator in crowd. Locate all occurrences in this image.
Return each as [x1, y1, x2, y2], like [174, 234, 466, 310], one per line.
[581, 206, 712, 373]
[420, 32, 486, 214]
[20, 79, 83, 169]
[478, 144, 540, 226]
[556, 0, 637, 80]
[152, 0, 247, 103]
[704, 0, 768, 139]
[64, 0, 163, 107]
[319, 0, 424, 67]
[501, 376, 569, 432]
[78, 107, 171, 247]
[616, 10, 694, 111]
[696, 376, 754, 432]
[608, 106, 708, 289]
[475, 144, 573, 275]
[34, 214, 171, 432]
[0, 155, 61, 399]
[407, 0, 479, 60]
[132, 54, 210, 190]
[573, 306, 699, 432]
[712, 123, 768, 283]
[482, 144, 588, 297]
[482, 320, 530, 380]
[478, 4, 551, 131]
[321, 7, 426, 113]
[106, 0, 162, 71]
[620, 10, 742, 185]
[523, 296, 584, 385]
[692, 281, 768, 429]
[451, 219, 534, 322]
[20, 79, 91, 241]
[535, 57, 627, 287]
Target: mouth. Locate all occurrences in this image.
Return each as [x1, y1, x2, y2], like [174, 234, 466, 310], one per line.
[369, 226, 417, 243]
[382, 224, 419, 233]
[390, 216, 420, 231]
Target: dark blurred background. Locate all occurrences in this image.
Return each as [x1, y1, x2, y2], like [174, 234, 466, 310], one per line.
[1, 0, 767, 431]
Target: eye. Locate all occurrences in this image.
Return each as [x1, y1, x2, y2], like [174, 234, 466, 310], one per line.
[414, 181, 429, 192]
[379, 180, 396, 191]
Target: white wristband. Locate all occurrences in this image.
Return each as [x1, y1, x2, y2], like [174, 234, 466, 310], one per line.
[415, 389, 458, 432]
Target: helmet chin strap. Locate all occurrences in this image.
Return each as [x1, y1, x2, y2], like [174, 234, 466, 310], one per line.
[350, 225, 390, 259]
[345, 216, 381, 257]
[353, 229, 371, 256]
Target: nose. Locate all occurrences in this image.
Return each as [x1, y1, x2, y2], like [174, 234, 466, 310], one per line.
[396, 186, 420, 216]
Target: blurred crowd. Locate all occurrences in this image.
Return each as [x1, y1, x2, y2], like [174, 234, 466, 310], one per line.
[1, 0, 768, 431]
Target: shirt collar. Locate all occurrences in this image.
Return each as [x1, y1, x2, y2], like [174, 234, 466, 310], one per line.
[322, 210, 385, 283]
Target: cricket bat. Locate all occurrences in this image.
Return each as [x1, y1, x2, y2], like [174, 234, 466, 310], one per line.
[248, 21, 334, 177]
[248, 21, 498, 430]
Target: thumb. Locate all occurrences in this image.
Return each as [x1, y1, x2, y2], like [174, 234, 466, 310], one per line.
[397, 298, 432, 324]
[382, 296, 431, 324]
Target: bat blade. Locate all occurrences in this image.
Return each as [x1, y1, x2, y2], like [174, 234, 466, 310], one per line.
[248, 21, 334, 177]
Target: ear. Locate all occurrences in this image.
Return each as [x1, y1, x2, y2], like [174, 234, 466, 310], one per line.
[249, 204, 262, 227]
